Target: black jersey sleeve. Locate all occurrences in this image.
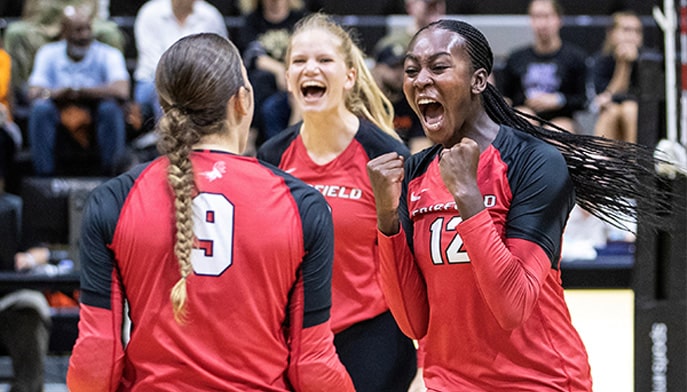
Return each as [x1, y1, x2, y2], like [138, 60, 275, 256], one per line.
[499, 129, 575, 264]
[256, 123, 301, 166]
[79, 163, 148, 309]
[261, 163, 335, 328]
[355, 119, 410, 160]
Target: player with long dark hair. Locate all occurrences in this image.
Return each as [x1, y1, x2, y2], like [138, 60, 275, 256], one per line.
[367, 19, 668, 390]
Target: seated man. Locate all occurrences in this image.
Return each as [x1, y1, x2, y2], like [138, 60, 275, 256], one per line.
[27, 4, 129, 176]
[4, 0, 124, 111]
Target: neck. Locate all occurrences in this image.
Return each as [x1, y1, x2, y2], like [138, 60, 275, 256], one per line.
[193, 132, 242, 155]
[534, 35, 561, 54]
[448, 104, 500, 151]
[300, 110, 359, 164]
[172, 2, 193, 24]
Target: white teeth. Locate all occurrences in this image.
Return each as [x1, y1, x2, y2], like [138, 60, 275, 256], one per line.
[418, 98, 437, 105]
[302, 81, 325, 88]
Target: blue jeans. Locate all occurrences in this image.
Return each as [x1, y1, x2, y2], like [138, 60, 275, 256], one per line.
[28, 98, 126, 176]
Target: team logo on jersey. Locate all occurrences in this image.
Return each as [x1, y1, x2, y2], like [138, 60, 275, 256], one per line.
[200, 161, 227, 182]
[410, 188, 429, 202]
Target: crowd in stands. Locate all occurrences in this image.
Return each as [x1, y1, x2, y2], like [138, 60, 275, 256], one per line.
[0, 0, 650, 390]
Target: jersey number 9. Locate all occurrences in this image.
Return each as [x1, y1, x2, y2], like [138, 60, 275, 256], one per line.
[191, 193, 235, 275]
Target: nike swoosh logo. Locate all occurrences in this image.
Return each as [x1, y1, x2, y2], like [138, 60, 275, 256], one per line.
[285, 168, 296, 174]
[410, 188, 429, 202]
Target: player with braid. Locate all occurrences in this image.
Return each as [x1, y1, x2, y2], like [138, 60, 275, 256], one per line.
[367, 19, 668, 391]
[67, 33, 354, 391]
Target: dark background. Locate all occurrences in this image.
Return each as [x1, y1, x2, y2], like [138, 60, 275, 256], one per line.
[0, 0, 667, 18]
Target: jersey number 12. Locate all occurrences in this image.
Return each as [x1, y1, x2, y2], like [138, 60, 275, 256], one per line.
[430, 216, 470, 264]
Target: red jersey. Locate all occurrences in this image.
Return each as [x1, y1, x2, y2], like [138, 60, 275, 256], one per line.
[67, 151, 353, 391]
[379, 126, 592, 391]
[258, 119, 410, 333]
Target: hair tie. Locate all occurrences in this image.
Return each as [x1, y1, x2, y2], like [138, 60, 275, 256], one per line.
[171, 104, 189, 115]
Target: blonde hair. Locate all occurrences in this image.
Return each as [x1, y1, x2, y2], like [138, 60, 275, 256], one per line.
[287, 13, 400, 139]
[155, 33, 245, 323]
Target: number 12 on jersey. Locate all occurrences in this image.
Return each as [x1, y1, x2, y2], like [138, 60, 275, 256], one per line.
[429, 216, 470, 265]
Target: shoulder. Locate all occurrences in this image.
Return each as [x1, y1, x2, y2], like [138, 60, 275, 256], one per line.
[504, 46, 535, 70]
[561, 42, 588, 61]
[507, 46, 533, 60]
[84, 162, 151, 236]
[256, 159, 328, 211]
[37, 41, 64, 55]
[354, 119, 410, 160]
[91, 41, 122, 55]
[494, 126, 568, 176]
[256, 123, 301, 165]
[90, 163, 149, 205]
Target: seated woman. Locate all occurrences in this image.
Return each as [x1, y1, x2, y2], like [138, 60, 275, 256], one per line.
[591, 11, 643, 143]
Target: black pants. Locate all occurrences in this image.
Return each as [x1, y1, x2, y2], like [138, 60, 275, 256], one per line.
[334, 311, 417, 392]
[0, 296, 50, 392]
[0, 126, 16, 181]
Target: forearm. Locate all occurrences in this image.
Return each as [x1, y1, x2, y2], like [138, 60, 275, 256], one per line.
[457, 210, 550, 330]
[288, 322, 354, 391]
[378, 228, 429, 339]
[80, 80, 130, 101]
[604, 61, 632, 95]
[67, 280, 125, 392]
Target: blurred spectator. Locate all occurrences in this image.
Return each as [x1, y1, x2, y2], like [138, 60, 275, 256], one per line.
[237, 0, 307, 148]
[0, 286, 51, 392]
[498, 0, 588, 133]
[303, 0, 402, 15]
[591, 10, 643, 143]
[206, 0, 241, 15]
[133, 0, 227, 127]
[4, 0, 124, 118]
[0, 228, 51, 392]
[370, 0, 445, 153]
[26, 4, 129, 176]
[0, 49, 23, 195]
[371, 38, 427, 153]
[399, 0, 446, 42]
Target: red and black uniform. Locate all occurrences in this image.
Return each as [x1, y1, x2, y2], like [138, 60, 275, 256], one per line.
[258, 119, 417, 391]
[67, 150, 353, 392]
[379, 125, 593, 391]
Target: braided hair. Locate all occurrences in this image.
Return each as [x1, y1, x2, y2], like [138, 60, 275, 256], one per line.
[155, 33, 245, 323]
[416, 19, 670, 229]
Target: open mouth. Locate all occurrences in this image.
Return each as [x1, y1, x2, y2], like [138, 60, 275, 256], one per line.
[301, 81, 326, 101]
[418, 98, 444, 131]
